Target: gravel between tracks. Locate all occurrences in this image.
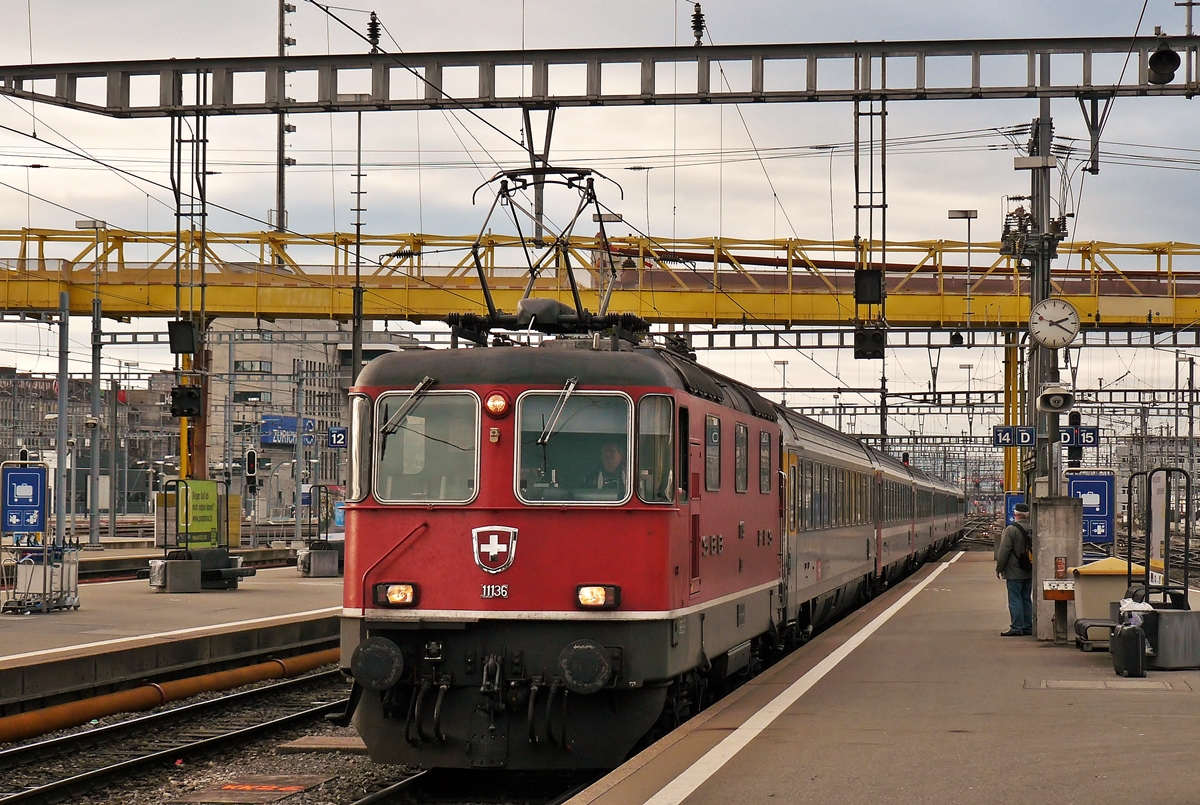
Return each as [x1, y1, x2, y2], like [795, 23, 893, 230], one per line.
[70, 719, 417, 805]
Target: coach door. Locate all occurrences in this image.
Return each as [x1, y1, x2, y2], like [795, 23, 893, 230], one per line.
[780, 449, 799, 620]
[874, 470, 884, 577]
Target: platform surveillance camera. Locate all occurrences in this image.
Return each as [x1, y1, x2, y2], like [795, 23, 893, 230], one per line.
[83, 416, 100, 430]
[1037, 386, 1075, 413]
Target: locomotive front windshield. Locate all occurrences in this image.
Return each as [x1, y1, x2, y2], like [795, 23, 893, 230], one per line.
[375, 391, 479, 503]
[517, 392, 631, 503]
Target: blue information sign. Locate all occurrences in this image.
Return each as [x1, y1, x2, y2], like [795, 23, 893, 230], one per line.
[2, 465, 47, 533]
[261, 415, 317, 446]
[1015, 427, 1036, 446]
[1004, 491, 1025, 526]
[1060, 429, 1078, 446]
[327, 426, 348, 449]
[333, 501, 345, 528]
[992, 426, 1014, 447]
[1066, 471, 1115, 545]
[1078, 426, 1100, 446]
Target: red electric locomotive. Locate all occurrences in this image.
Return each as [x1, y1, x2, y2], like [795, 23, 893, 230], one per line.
[337, 331, 963, 770]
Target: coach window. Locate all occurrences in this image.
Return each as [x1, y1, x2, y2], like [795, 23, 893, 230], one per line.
[376, 391, 478, 504]
[806, 463, 816, 532]
[787, 462, 797, 532]
[637, 395, 674, 504]
[759, 432, 772, 494]
[516, 392, 631, 503]
[822, 465, 832, 528]
[348, 394, 372, 502]
[705, 415, 721, 491]
[734, 424, 749, 493]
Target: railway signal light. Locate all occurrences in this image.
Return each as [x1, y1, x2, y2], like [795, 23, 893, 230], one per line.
[169, 386, 203, 418]
[854, 325, 886, 360]
[854, 269, 884, 305]
[1037, 386, 1075, 414]
[1148, 41, 1181, 85]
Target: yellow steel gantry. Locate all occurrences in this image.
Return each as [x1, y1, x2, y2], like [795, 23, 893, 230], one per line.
[1, 228, 1198, 327]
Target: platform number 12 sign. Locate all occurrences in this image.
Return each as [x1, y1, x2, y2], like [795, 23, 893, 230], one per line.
[327, 426, 348, 449]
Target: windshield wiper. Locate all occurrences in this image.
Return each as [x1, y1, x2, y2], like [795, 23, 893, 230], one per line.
[537, 377, 578, 445]
[380, 376, 436, 435]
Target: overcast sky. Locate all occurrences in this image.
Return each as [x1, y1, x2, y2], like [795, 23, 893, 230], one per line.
[0, 1, 1196, 449]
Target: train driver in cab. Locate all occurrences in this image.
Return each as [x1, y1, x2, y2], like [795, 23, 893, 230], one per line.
[590, 442, 627, 495]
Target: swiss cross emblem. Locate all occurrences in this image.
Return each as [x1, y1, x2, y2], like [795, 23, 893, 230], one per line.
[472, 526, 518, 574]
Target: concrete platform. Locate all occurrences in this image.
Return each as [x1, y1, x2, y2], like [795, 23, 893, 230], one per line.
[0, 567, 343, 714]
[574, 551, 1200, 804]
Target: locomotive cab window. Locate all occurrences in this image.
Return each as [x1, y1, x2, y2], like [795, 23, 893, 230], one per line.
[348, 394, 372, 502]
[375, 391, 479, 504]
[637, 395, 674, 504]
[517, 392, 632, 504]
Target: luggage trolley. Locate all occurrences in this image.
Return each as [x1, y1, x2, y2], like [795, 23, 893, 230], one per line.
[0, 459, 79, 614]
[1113, 468, 1200, 672]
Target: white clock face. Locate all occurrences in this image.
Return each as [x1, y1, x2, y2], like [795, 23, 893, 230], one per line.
[1029, 299, 1080, 348]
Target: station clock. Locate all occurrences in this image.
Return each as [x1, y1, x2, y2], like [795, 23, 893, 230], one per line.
[1028, 298, 1080, 348]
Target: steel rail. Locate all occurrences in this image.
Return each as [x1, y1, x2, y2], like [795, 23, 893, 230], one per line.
[0, 670, 347, 804]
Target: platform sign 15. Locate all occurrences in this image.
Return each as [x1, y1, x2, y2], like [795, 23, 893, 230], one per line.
[2, 465, 46, 534]
[327, 426, 348, 449]
[1060, 427, 1101, 447]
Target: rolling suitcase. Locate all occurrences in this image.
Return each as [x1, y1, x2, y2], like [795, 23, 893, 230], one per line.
[1111, 624, 1147, 678]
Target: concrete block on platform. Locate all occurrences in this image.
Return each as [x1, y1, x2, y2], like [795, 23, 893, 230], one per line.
[149, 559, 201, 593]
[298, 549, 339, 578]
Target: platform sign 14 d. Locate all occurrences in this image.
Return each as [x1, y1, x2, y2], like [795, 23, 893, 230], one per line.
[992, 426, 1036, 447]
[2, 465, 47, 534]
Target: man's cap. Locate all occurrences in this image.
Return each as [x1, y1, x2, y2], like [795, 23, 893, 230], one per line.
[1014, 503, 1030, 513]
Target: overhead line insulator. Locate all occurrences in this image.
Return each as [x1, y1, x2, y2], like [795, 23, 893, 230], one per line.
[692, 3, 705, 47]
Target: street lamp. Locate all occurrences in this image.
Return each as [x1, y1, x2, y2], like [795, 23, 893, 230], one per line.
[773, 360, 789, 407]
[119, 361, 138, 515]
[76, 218, 106, 549]
[948, 209, 978, 335]
[959, 363, 974, 439]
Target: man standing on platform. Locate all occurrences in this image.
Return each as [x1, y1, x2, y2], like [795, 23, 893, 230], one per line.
[996, 503, 1033, 636]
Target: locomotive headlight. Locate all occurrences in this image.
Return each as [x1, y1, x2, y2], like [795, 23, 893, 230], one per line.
[576, 584, 621, 609]
[484, 391, 510, 418]
[375, 582, 418, 607]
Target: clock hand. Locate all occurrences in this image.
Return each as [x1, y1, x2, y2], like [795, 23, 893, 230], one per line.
[1046, 317, 1076, 333]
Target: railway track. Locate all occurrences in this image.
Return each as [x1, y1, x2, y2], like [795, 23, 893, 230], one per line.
[346, 769, 598, 805]
[0, 670, 349, 804]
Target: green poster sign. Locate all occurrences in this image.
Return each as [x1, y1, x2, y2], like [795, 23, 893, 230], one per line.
[179, 480, 219, 546]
